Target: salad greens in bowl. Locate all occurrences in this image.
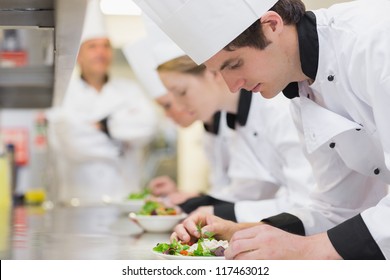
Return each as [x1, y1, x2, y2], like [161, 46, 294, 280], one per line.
[127, 188, 150, 200]
[112, 189, 151, 214]
[129, 201, 185, 232]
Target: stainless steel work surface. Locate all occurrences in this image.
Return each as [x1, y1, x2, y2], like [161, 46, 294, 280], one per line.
[0, 205, 171, 259]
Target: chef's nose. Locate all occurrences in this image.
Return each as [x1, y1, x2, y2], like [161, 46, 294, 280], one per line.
[222, 74, 245, 93]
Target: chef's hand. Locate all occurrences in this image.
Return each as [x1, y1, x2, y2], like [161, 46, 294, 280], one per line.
[149, 176, 177, 196]
[190, 205, 214, 216]
[167, 192, 199, 205]
[170, 212, 258, 243]
[224, 224, 342, 260]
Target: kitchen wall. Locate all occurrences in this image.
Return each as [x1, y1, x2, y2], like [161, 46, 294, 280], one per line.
[305, 0, 352, 9]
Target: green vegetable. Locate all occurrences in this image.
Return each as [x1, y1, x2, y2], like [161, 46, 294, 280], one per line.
[153, 243, 170, 253]
[128, 188, 150, 200]
[196, 221, 215, 241]
[153, 240, 189, 255]
[138, 201, 161, 215]
[138, 200, 177, 215]
[153, 235, 220, 257]
[203, 231, 215, 240]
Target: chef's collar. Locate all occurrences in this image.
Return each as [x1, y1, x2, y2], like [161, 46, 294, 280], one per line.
[226, 89, 252, 130]
[282, 11, 319, 99]
[203, 111, 221, 135]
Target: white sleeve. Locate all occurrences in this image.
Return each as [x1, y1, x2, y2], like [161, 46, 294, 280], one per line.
[46, 108, 119, 161]
[348, 23, 390, 259]
[361, 193, 390, 259]
[235, 191, 294, 223]
[108, 83, 158, 146]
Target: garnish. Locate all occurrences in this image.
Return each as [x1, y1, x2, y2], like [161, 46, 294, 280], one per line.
[196, 221, 215, 241]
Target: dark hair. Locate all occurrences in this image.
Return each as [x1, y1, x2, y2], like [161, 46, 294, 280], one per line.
[224, 0, 306, 51]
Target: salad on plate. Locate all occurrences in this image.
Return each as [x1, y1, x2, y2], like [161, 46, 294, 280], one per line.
[153, 224, 228, 258]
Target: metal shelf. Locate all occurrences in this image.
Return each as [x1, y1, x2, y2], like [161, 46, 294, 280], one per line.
[0, 0, 54, 28]
[0, 0, 87, 109]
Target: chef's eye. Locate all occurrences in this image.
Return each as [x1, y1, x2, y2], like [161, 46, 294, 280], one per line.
[179, 91, 186, 97]
[163, 102, 171, 110]
[229, 61, 242, 70]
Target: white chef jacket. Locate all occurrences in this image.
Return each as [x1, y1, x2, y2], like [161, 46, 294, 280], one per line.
[204, 109, 281, 208]
[271, 0, 390, 259]
[198, 91, 315, 222]
[203, 111, 234, 191]
[47, 76, 157, 204]
[230, 92, 315, 222]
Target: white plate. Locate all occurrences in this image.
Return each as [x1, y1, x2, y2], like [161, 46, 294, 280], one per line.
[152, 250, 225, 260]
[112, 199, 145, 213]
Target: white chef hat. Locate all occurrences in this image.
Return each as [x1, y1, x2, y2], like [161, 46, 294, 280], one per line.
[152, 40, 186, 67]
[80, 0, 109, 43]
[123, 38, 167, 98]
[133, 0, 278, 64]
[141, 14, 186, 67]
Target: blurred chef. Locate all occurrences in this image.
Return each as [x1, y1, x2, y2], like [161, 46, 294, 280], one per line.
[47, 0, 157, 205]
[124, 34, 218, 203]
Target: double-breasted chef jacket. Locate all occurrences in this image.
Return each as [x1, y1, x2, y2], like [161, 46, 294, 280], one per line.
[264, 0, 390, 259]
[225, 91, 316, 222]
[180, 109, 278, 216]
[180, 90, 317, 223]
[47, 76, 157, 204]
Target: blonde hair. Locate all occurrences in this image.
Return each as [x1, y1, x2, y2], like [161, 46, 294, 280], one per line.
[157, 55, 206, 76]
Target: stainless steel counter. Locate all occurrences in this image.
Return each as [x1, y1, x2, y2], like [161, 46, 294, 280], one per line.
[0, 205, 171, 259]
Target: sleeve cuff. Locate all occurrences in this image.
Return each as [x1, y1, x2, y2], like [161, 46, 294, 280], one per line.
[261, 212, 305, 235]
[178, 195, 214, 213]
[178, 195, 231, 214]
[99, 117, 111, 138]
[214, 203, 237, 222]
[327, 214, 385, 260]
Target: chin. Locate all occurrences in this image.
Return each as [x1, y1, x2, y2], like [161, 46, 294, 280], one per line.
[259, 90, 279, 99]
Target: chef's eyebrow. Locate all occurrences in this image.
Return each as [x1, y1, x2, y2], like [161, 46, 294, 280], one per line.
[220, 59, 236, 71]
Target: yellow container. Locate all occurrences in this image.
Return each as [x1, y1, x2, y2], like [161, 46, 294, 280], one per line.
[24, 188, 46, 205]
[0, 153, 12, 208]
[0, 205, 11, 253]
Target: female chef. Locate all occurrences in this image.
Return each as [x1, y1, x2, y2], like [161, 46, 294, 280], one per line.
[124, 37, 234, 206]
[136, 0, 390, 259]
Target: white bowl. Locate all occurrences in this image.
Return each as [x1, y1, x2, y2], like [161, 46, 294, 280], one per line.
[129, 212, 187, 233]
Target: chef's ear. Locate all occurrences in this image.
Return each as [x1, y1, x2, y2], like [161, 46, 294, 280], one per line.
[260, 11, 284, 35]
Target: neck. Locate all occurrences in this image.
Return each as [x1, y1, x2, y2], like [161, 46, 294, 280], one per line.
[220, 83, 240, 114]
[81, 72, 107, 92]
[284, 25, 310, 82]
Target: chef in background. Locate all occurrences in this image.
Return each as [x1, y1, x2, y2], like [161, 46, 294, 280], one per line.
[47, 0, 157, 205]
